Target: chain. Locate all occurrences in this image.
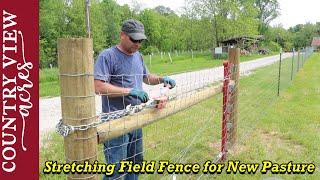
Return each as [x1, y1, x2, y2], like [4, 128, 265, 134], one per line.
[56, 118, 100, 137]
[56, 98, 160, 137]
[55, 85, 194, 137]
[55, 78, 222, 137]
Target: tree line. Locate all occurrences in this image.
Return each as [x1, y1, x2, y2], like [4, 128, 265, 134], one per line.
[40, 0, 320, 68]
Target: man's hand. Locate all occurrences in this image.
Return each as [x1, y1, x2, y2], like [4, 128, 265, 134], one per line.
[163, 76, 176, 89]
[129, 88, 149, 103]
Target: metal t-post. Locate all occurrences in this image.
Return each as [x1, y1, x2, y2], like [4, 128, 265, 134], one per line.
[277, 52, 282, 96]
[297, 50, 300, 72]
[291, 49, 294, 80]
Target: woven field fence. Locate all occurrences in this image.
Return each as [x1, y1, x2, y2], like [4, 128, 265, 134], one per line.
[227, 47, 314, 162]
[55, 38, 240, 180]
[54, 38, 314, 180]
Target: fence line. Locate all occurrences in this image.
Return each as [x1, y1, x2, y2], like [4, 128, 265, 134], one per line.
[55, 40, 314, 179]
[56, 37, 241, 179]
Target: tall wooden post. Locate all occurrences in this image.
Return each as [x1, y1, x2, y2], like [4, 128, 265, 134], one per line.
[228, 48, 240, 147]
[58, 38, 97, 180]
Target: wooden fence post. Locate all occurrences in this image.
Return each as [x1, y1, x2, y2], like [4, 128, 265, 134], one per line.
[58, 38, 97, 180]
[228, 48, 240, 147]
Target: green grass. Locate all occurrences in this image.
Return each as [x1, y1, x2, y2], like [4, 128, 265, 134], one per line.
[40, 68, 60, 97]
[263, 54, 319, 163]
[39, 52, 276, 97]
[40, 52, 318, 179]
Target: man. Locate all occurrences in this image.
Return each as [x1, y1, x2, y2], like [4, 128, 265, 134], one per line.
[94, 19, 176, 180]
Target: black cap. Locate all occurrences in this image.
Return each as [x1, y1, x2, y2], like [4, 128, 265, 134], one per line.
[121, 19, 147, 40]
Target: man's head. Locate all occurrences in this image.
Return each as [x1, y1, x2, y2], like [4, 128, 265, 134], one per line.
[120, 19, 147, 54]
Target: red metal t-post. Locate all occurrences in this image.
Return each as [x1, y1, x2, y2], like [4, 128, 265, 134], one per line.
[221, 60, 230, 161]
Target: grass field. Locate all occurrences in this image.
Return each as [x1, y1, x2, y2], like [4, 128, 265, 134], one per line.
[39, 52, 275, 97]
[39, 53, 319, 179]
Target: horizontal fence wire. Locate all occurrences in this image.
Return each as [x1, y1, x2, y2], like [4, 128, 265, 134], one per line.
[45, 48, 315, 179]
[95, 68, 223, 180]
[220, 48, 314, 179]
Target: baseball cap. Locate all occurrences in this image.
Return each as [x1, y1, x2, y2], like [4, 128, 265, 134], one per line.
[121, 19, 147, 40]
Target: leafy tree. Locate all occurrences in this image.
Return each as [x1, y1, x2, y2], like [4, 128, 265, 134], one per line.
[41, 0, 315, 68]
[289, 23, 319, 49]
[100, 0, 123, 47]
[254, 0, 280, 34]
[138, 9, 162, 51]
[154, 5, 176, 16]
[265, 25, 292, 51]
[90, 0, 108, 55]
[182, 0, 198, 50]
[189, 0, 260, 48]
[40, 0, 66, 68]
[119, 4, 136, 21]
[131, 0, 144, 14]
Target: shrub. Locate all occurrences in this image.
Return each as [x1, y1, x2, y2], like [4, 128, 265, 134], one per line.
[260, 41, 281, 52]
[143, 46, 159, 55]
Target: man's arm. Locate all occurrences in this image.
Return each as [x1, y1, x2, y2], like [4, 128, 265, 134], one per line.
[144, 74, 176, 89]
[94, 80, 130, 97]
[143, 74, 163, 85]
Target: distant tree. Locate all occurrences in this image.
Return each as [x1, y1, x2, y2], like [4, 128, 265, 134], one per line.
[100, 0, 123, 47]
[90, 0, 108, 55]
[188, 0, 259, 47]
[188, 0, 230, 46]
[138, 9, 162, 50]
[316, 22, 320, 35]
[119, 4, 136, 21]
[290, 23, 318, 49]
[131, 0, 144, 13]
[265, 25, 293, 50]
[41, 0, 280, 67]
[182, 0, 198, 50]
[40, 0, 66, 68]
[154, 5, 175, 16]
[254, 0, 280, 34]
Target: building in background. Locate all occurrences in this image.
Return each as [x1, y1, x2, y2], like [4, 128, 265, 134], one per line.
[311, 37, 320, 51]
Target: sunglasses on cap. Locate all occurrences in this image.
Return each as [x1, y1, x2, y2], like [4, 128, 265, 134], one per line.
[129, 36, 144, 44]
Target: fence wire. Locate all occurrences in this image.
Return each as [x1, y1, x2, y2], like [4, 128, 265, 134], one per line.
[44, 48, 315, 180]
[218, 48, 314, 179]
[93, 68, 223, 180]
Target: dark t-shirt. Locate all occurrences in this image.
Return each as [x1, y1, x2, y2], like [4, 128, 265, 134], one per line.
[94, 46, 149, 113]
